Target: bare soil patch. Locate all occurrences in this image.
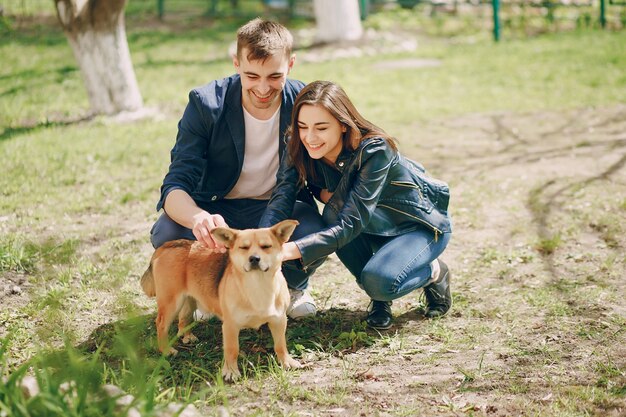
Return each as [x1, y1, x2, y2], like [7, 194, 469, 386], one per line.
[235, 104, 626, 416]
[2, 105, 624, 416]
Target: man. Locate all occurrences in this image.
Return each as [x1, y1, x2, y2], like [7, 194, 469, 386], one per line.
[151, 18, 324, 318]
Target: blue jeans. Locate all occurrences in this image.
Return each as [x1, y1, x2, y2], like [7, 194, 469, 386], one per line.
[150, 199, 325, 291]
[336, 228, 451, 302]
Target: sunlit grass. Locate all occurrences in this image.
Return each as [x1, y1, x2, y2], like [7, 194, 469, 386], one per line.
[1, 2, 625, 416]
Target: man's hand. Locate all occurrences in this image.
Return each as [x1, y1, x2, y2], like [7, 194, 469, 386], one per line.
[163, 190, 229, 251]
[282, 241, 302, 261]
[192, 212, 228, 252]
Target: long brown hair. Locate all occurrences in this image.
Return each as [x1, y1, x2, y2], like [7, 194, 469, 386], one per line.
[287, 80, 397, 185]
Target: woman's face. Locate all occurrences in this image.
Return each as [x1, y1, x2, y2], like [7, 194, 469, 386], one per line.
[297, 104, 346, 163]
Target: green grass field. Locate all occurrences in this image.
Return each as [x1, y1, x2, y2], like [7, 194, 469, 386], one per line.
[1, 2, 625, 416]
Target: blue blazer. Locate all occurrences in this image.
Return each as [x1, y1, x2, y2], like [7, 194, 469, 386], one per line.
[157, 74, 305, 211]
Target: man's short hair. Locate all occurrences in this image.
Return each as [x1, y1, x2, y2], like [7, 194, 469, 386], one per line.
[236, 18, 293, 62]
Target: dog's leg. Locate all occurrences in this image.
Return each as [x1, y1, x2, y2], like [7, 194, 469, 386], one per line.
[155, 295, 181, 356]
[268, 316, 302, 370]
[221, 321, 241, 381]
[178, 296, 199, 344]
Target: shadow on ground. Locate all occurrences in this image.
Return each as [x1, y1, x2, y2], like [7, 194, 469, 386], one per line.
[72, 305, 433, 386]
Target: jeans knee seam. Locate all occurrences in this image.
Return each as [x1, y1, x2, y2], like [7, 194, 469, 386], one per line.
[390, 236, 435, 293]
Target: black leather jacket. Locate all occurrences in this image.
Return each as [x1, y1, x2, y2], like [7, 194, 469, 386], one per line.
[260, 137, 452, 267]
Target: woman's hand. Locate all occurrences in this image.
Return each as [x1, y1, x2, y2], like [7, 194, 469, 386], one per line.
[282, 241, 302, 261]
[319, 188, 334, 203]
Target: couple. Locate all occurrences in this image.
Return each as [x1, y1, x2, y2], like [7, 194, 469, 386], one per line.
[150, 18, 452, 330]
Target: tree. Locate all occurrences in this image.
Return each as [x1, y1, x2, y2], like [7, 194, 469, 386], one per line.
[313, 0, 363, 43]
[53, 0, 143, 115]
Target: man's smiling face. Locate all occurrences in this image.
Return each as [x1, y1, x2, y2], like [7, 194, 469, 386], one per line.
[234, 49, 295, 118]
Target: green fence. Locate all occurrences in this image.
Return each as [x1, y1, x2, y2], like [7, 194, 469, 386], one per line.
[3, 0, 623, 42]
[490, 0, 625, 41]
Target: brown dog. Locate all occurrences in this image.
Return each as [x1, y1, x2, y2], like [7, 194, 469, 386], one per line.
[140, 220, 302, 381]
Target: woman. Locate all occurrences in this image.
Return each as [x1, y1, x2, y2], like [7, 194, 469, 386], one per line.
[259, 81, 452, 329]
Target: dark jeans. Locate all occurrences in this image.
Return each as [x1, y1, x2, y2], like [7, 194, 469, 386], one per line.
[150, 199, 326, 290]
[336, 228, 451, 302]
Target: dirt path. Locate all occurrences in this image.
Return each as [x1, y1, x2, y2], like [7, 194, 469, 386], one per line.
[2, 105, 624, 416]
[232, 105, 626, 416]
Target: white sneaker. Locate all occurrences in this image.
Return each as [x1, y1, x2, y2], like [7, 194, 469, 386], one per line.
[287, 289, 317, 319]
[193, 308, 215, 322]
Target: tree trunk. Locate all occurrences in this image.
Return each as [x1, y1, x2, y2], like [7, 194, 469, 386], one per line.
[313, 0, 363, 43]
[53, 0, 143, 115]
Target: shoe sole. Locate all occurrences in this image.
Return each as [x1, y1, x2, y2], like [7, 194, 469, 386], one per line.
[367, 323, 393, 330]
[288, 312, 316, 320]
[287, 307, 317, 319]
[366, 317, 393, 330]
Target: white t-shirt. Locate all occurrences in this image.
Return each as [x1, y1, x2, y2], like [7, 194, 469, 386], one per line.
[225, 106, 280, 200]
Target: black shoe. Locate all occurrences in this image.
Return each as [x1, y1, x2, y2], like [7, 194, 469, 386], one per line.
[424, 260, 452, 318]
[366, 300, 393, 330]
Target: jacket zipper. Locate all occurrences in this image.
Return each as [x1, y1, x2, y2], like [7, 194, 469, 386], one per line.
[377, 203, 442, 241]
[389, 180, 425, 199]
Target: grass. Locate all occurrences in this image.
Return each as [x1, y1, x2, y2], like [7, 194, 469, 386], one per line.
[0, 234, 79, 273]
[535, 233, 563, 255]
[0, 331, 191, 417]
[1, 2, 625, 416]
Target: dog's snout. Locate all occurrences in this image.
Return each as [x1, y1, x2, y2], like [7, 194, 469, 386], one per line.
[249, 255, 261, 265]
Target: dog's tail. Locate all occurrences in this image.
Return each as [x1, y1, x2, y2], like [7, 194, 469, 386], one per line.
[140, 263, 156, 297]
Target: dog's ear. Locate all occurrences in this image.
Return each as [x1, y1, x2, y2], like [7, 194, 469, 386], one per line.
[271, 220, 299, 243]
[211, 227, 237, 248]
